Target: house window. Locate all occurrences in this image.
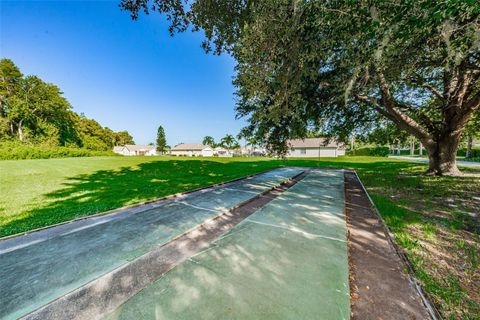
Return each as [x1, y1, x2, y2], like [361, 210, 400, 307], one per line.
[299, 148, 306, 154]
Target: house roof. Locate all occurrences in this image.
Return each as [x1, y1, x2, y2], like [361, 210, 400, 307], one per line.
[113, 146, 124, 152]
[172, 143, 207, 151]
[124, 145, 156, 151]
[288, 138, 344, 149]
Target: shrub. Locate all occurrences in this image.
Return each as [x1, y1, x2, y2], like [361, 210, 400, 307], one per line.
[0, 141, 116, 160]
[349, 147, 390, 157]
[457, 148, 480, 158]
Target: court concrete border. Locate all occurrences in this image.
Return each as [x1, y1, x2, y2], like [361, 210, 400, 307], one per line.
[350, 170, 441, 320]
[20, 170, 307, 320]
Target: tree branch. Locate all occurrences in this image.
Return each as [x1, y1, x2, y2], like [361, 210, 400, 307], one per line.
[376, 70, 432, 142]
[354, 95, 392, 119]
[411, 74, 444, 101]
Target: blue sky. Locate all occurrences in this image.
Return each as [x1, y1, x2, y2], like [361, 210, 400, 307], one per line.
[0, 0, 245, 146]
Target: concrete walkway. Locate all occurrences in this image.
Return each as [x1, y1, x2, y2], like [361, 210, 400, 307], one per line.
[104, 169, 350, 320]
[389, 155, 480, 167]
[0, 168, 303, 320]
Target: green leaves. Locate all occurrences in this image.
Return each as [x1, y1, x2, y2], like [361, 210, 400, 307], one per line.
[121, 1, 480, 172]
[156, 125, 167, 152]
[0, 59, 134, 150]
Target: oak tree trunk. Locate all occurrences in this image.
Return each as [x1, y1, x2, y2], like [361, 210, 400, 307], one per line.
[424, 134, 461, 176]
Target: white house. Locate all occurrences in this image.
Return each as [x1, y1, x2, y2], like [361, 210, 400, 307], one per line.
[113, 145, 157, 156]
[214, 147, 233, 157]
[171, 144, 235, 157]
[201, 147, 214, 157]
[241, 146, 267, 156]
[171, 143, 207, 156]
[113, 146, 124, 154]
[285, 138, 345, 158]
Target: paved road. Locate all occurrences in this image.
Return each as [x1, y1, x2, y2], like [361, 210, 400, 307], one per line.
[389, 155, 480, 167]
[104, 169, 350, 320]
[0, 167, 303, 320]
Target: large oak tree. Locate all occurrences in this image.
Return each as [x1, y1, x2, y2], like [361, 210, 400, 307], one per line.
[121, 0, 480, 175]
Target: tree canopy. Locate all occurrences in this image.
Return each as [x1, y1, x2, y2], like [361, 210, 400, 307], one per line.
[219, 134, 239, 150]
[202, 135, 215, 147]
[0, 58, 133, 151]
[121, 0, 480, 175]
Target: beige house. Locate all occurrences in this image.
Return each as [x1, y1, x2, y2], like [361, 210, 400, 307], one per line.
[113, 145, 157, 156]
[286, 138, 345, 158]
[171, 143, 207, 156]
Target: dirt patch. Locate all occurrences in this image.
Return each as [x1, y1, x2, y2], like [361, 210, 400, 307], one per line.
[345, 171, 433, 320]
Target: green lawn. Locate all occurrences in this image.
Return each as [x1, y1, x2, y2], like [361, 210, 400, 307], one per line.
[1, 155, 479, 319]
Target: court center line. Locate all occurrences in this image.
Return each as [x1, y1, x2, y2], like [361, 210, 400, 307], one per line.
[174, 201, 219, 213]
[245, 218, 346, 243]
[222, 187, 259, 195]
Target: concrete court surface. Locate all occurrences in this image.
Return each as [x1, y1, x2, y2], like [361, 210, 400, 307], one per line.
[104, 169, 350, 320]
[0, 167, 303, 320]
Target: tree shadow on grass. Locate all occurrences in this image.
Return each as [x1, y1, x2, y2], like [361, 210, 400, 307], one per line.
[3, 157, 476, 238]
[0, 159, 284, 237]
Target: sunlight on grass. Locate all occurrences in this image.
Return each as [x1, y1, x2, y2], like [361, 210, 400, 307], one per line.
[0, 155, 478, 318]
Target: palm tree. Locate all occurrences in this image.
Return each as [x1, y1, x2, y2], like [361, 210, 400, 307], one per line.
[202, 136, 215, 147]
[220, 134, 237, 150]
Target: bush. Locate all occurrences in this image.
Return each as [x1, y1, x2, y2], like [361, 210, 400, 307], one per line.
[0, 141, 116, 160]
[457, 148, 480, 158]
[349, 147, 390, 157]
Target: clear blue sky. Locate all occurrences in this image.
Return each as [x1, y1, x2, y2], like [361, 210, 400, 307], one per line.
[0, 0, 245, 146]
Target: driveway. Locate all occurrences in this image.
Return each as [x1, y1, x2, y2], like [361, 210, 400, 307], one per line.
[388, 155, 480, 167]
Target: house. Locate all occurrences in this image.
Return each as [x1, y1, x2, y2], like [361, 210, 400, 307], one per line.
[214, 147, 233, 157]
[201, 147, 214, 157]
[112, 146, 124, 154]
[241, 146, 267, 156]
[171, 143, 207, 156]
[171, 144, 234, 157]
[113, 145, 157, 156]
[285, 138, 345, 158]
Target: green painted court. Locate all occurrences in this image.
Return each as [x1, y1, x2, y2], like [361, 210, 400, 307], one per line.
[105, 169, 349, 320]
[0, 168, 350, 320]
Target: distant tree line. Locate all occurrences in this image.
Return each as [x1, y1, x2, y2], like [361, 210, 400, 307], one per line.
[0, 58, 134, 151]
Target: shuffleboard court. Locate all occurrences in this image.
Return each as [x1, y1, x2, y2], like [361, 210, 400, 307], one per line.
[0, 167, 303, 320]
[104, 169, 349, 320]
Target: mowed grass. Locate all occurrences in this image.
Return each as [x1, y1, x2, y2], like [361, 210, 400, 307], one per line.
[0, 156, 284, 237]
[1, 155, 479, 318]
